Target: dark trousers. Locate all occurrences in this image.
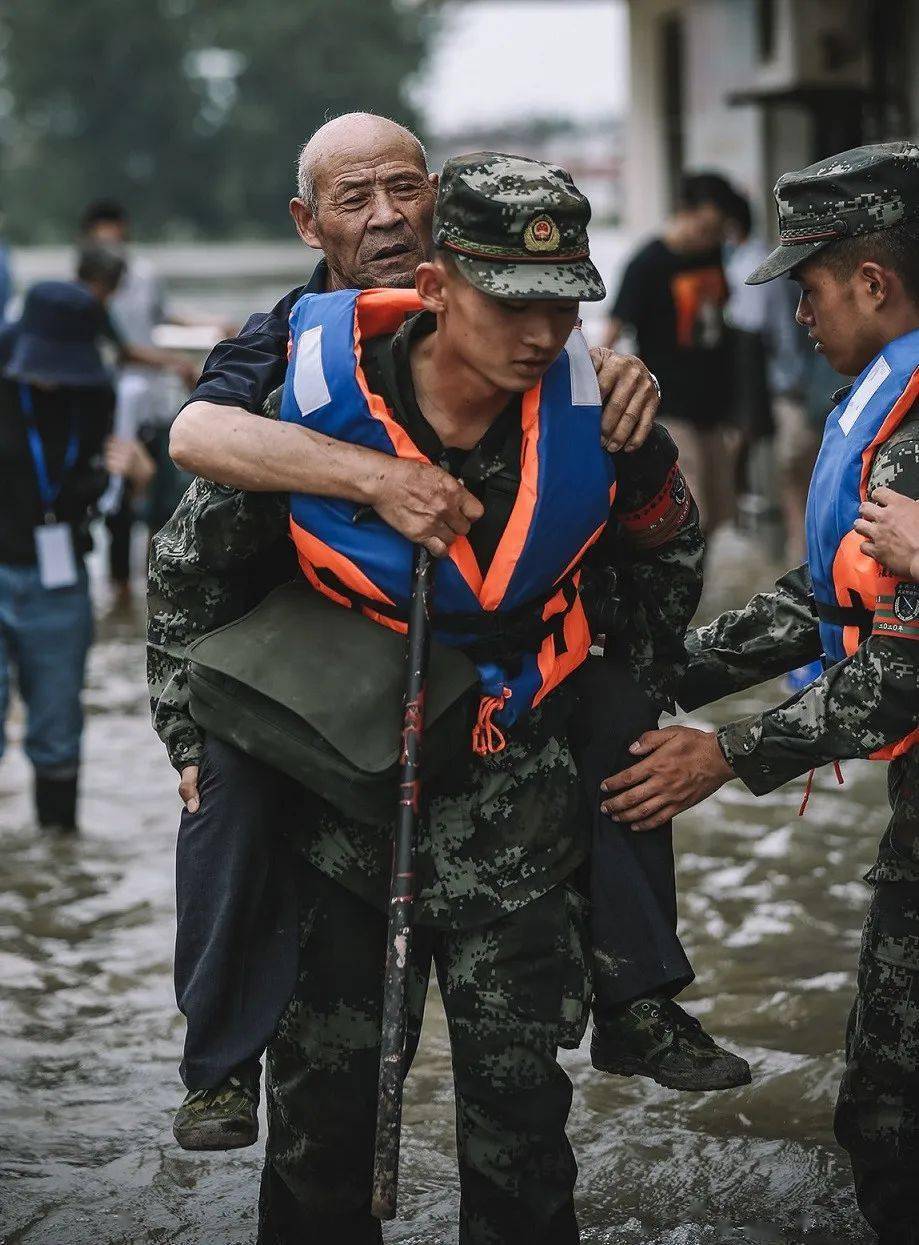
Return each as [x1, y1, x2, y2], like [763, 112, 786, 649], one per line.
[257, 866, 589, 1245]
[572, 656, 694, 1016]
[834, 878, 919, 1243]
[174, 736, 302, 1089]
[105, 492, 133, 586]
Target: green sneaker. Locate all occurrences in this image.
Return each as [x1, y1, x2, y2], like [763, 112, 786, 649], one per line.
[172, 1073, 260, 1151]
[591, 996, 751, 1091]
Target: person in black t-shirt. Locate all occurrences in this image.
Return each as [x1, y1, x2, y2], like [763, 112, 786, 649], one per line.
[607, 172, 738, 533]
[0, 282, 114, 830]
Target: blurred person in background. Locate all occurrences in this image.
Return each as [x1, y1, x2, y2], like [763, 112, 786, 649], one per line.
[0, 282, 114, 831]
[0, 231, 12, 325]
[723, 188, 774, 506]
[79, 203, 206, 603]
[606, 171, 738, 534]
[724, 188, 820, 564]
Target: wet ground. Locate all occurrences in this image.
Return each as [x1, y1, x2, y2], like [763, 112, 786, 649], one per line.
[0, 528, 884, 1245]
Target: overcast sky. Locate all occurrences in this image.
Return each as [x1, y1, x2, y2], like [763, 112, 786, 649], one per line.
[412, 0, 628, 134]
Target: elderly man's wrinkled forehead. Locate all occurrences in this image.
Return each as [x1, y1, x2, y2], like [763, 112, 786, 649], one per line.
[299, 113, 429, 205]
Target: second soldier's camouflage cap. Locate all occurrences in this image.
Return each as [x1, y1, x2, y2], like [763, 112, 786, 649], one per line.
[747, 140, 919, 285]
[433, 151, 606, 301]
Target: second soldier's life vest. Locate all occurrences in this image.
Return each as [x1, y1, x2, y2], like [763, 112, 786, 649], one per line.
[804, 326, 919, 761]
[279, 287, 617, 754]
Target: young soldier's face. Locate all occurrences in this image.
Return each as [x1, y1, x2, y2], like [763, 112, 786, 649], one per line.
[793, 257, 882, 377]
[422, 259, 579, 392]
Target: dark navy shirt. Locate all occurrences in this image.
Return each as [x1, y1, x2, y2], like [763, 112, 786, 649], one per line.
[183, 259, 326, 414]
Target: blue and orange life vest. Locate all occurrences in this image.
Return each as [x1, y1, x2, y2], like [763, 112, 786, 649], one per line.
[805, 326, 919, 761]
[279, 287, 617, 753]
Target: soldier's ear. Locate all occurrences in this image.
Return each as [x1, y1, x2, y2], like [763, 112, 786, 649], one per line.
[290, 198, 322, 251]
[416, 260, 448, 313]
[858, 260, 891, 308]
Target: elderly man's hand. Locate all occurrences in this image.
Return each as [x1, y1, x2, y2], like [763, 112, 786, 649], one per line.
[600, 726, 734, 830]
[372, 458, 485, 558]
[589, 347, 660, 453]
[179, 765, 200, 814]
[855, 486, 919, 581]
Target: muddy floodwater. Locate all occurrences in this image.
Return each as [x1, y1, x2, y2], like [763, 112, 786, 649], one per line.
[0, 523, 883, 1245]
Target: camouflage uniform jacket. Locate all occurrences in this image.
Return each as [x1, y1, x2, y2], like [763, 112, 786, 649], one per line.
[679, 410, 919, 877]
[149, 385, 703, 774]
[148, 334, 703, 925]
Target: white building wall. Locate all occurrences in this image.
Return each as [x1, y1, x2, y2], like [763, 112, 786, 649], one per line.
[680, 0, 763, 206]
[624, 0, 766, 238]
[623, 0, 901, 241]
[623, 0, 680, 241]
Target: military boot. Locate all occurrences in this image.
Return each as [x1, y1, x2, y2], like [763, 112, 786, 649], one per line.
[591, 996, 751, 1091]
[173, 1069, 260, 1150]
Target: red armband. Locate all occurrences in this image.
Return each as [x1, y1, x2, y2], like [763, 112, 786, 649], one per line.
[617, 464, 692, 550]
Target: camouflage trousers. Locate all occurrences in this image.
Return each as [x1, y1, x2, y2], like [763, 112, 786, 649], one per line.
[835, 879, 919, 1243]
[256, 864, 592, 1245]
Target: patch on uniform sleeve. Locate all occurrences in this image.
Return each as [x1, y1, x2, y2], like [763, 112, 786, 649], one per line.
[618, 464, 692, 550]
[873, 583, 919, 638]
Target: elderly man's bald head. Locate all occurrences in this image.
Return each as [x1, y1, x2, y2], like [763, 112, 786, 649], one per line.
[297, 113, 428, 208]
[290, 111, 437, 292]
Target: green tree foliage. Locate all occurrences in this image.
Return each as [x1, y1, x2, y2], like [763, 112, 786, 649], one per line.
[0, 0, 438, 242]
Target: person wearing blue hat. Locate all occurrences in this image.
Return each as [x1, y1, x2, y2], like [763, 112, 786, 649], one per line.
[0, 280, 115, 830]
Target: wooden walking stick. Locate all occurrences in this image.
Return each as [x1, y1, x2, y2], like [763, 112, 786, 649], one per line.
[371, 545, 435, 1220]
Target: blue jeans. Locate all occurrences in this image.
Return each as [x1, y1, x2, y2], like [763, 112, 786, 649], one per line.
[0, 563, 93, 775]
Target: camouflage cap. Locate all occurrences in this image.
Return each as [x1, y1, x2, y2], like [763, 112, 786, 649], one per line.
[433, 151, 606, 301]
[747, 140, 919, 285]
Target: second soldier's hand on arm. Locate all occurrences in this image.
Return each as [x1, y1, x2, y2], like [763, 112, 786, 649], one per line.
[589, 346, 660, 452]
[600, 726, 735, 830]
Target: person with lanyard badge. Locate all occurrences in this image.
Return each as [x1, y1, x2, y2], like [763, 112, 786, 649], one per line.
[0, 282, 113, 830]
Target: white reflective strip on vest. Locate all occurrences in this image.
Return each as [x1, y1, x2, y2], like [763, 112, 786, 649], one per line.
[293, 325, 331, 418]
[839, 355, 891, 436]
[564, 330, 601, 407]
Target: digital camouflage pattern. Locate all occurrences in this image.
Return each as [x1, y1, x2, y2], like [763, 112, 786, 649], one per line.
[747, 140, 919, 284]
[147, 404, 704, 779]
[146, 386, 289, 773]
[834, 878, 919, 1241]
[301, 704, 585, 930]
[681, 413, 919, 867]
[434, 152, 606, 302]
[681, 412, 919, 1238]
[147, 409, 702, 935]
[257, 865, 590, 1244]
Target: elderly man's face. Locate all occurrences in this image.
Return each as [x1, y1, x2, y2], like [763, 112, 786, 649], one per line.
[291, 135, 436, 290]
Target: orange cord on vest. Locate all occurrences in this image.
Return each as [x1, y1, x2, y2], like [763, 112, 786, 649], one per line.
[798, 760, 845, 817]
[472, 688, 512, 756]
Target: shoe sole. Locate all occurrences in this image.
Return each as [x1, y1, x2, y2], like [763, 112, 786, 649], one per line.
[173, 1122, 259, 1151]
[591, 1053, 752, 1092]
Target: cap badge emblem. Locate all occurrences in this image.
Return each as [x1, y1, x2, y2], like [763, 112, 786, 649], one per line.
[523, 214, 561, 254]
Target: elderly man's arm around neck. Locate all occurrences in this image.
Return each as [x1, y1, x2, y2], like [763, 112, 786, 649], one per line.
[170, 398, 482, 559]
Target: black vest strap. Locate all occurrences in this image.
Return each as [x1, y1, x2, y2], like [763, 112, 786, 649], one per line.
[310, 564, 581, 662]
[814, 595, 873, 642]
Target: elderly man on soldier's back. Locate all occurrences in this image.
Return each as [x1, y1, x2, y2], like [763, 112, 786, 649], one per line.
[148, 117, 745, 1203]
